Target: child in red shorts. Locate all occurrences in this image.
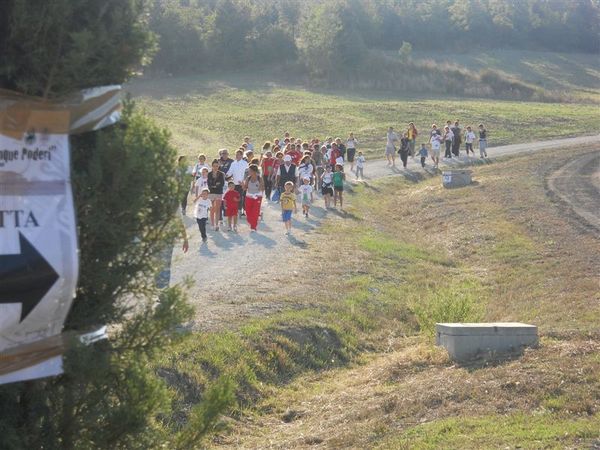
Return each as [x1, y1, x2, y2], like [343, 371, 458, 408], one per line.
[223, 181, 241, 231]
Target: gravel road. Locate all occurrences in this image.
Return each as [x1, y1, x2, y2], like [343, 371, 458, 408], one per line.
[546, 150, 600, 231]
[169, 134, 600, 330]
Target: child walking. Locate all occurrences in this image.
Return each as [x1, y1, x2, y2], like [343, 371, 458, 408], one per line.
[223, 181, 241, 232]
[321, 165, 334, 208]
[280, 181, 298, 235]
[464, 126, 476, 156]
[299, 177, 314, 218]
[430, 132, 441, 168]
[193, 188, 211, 243]
[355, 151, 365, 180]
[418, 143, 428, 168]
[332, 164, 345, 209]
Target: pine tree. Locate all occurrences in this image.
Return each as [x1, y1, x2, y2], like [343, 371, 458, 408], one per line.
[0, 1, 232, 448]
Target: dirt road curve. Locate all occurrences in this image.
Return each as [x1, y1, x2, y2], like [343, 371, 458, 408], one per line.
[170, 134, 600, 330]
[546, 150, 600, 231]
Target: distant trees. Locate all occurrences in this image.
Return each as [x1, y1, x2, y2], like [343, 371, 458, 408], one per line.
[146, 0, 600, 76]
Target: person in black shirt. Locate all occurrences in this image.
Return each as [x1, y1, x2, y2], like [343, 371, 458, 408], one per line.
[478, 124, 488, 158]
[451, 120, 462, 157]
[398, 133, 410, 168]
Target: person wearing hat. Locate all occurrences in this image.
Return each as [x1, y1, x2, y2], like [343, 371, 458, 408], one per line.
[276, 154, 298, 193]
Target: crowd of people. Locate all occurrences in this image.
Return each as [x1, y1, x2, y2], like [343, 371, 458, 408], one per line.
[385, 121, 488, 169]
[178, 122, 488, 240]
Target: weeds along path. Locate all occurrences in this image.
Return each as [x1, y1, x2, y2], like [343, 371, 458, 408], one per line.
[169, 134, 600, 330]
[546, 151, 600, 232]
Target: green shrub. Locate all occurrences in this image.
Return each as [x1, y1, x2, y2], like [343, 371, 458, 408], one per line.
[410, 281, 485, 338]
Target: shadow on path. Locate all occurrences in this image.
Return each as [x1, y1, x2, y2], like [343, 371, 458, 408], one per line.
[249, 231, 277, 248]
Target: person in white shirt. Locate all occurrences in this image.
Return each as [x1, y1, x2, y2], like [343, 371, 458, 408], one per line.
[355, 151, 366, 180]
[194, 167, 209, 196]
[191, 153, 209, 180]
[443, 126, 454, 159]
[386, 126, 399, 167]
[298, 155, 314, 185]
[430, 133, 442, 168]
[346, 133, 359, 172]
[243, 136, 254, 152]
[193, 188, 212, 243]
[464, 126, 476, 156]
[227, 149, 249, 216]
[321, 164, 334, 209]
[298, 177, 314, 218]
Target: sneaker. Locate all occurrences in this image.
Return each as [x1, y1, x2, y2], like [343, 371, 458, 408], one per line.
[233, 226, 238, 232]
[228, 226, 233, 232]
[285, 230, 290, 235]
[202, 237, 207, 243]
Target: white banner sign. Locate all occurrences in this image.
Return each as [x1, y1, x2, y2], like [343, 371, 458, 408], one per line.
[0, 86, 120, 384]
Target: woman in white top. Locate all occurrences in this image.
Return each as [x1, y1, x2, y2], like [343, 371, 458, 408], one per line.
[243, 164, 264, 232]
[346, 133, 359, 172]
[298, 155, 314, 185]
[385, 127, 399, 167]
[443, 126, 454, 159]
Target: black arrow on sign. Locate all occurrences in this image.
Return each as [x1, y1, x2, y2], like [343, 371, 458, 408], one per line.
[0, 232, 59, 323]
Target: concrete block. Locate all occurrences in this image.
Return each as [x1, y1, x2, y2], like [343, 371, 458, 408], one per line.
[442, 170, 472, 188]
[435, 322, 538, 362]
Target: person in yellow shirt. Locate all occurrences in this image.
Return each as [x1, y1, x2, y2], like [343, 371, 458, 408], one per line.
[280, 181, 298, 235]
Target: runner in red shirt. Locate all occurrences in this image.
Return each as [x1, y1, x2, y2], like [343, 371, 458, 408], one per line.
[329, 142, 341, 167]
[286, 143, 303, 165]
[260, 150, 276, 199]
[223, 181, 241, 232]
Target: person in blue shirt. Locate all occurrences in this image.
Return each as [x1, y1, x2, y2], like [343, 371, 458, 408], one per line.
[418, 143, 428, 168]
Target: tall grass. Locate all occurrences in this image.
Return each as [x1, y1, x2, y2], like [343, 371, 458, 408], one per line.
[410, 280, 485, 338]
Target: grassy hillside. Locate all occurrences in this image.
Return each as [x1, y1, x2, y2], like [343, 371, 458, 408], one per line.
[411, 49, 600, 101]
[129, 75, 599, 159]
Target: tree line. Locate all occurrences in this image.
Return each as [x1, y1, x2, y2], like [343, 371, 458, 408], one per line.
[147, 0, 600, 77]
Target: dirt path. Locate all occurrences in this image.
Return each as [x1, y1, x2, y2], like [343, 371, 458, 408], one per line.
[546, 151, 600, 231]
[170, 135, 600, 330]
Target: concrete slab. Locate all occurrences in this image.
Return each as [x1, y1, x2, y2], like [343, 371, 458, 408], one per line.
[435, 322, 538, 362]
[442, 169, 472, 188]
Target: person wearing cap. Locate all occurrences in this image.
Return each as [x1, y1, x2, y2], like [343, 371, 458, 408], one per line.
[276, 154, 297, 193]
[298, 176, 314, 218]
[227, 149, 249, 216]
